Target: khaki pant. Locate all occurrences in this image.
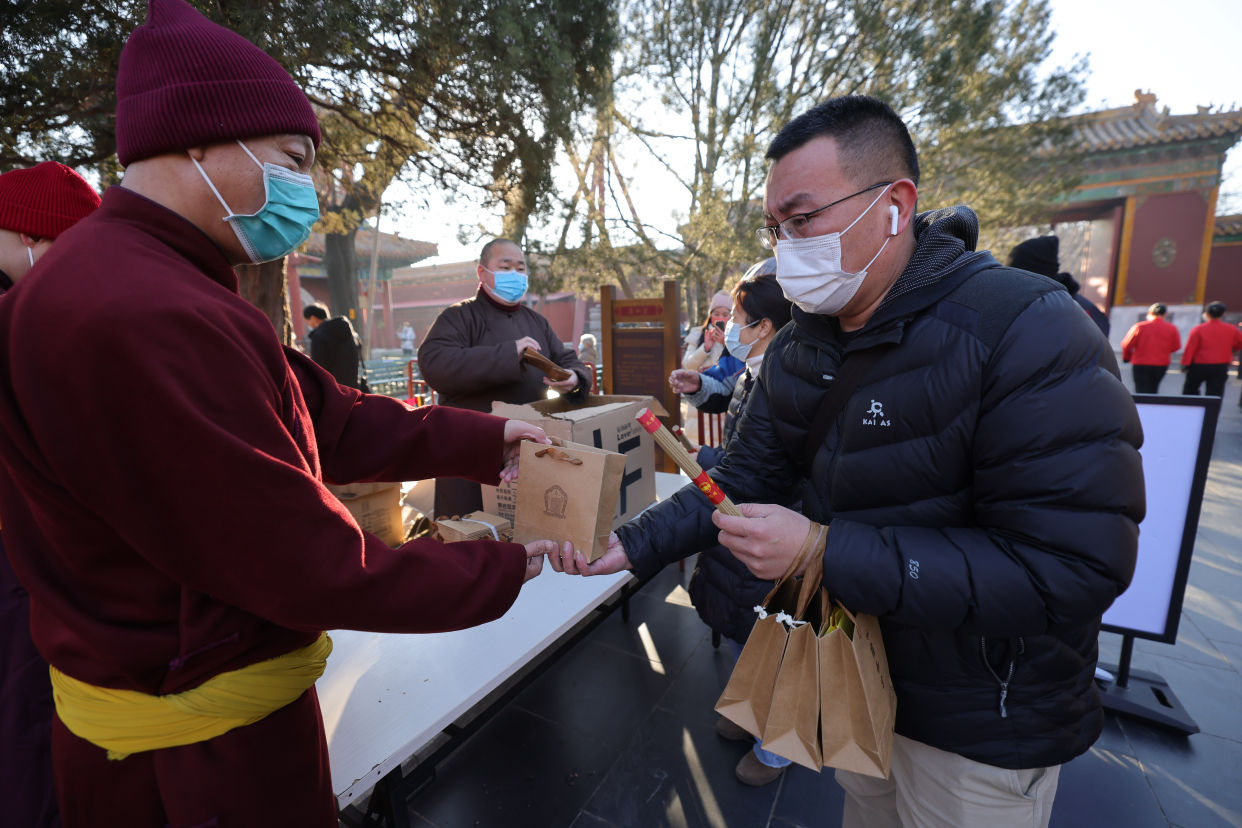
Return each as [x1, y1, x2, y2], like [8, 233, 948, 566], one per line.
[836, 734, 1061, 828]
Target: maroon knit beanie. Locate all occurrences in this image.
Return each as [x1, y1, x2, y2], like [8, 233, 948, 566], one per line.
[0, 162, 101, 239]
[115, 0, 321, 166]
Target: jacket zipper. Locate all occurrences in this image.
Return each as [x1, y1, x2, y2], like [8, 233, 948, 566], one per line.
[980, 636, 1025, 718]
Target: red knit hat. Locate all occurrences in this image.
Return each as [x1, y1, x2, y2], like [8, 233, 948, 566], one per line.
[0, 162, 101, 239]
[115, 0, 321, 166]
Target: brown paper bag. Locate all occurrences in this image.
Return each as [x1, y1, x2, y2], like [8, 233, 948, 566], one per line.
[713, 583, 797, 738]
[715, 525, 825, 743]
[759, 620, 823, 769]
[758, 525, 827, 770]
[818, 598, 897, 778]
[512, 440, 625, 561]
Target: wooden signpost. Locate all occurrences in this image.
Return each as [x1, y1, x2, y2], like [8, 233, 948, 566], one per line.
[599, 279, 682, 472]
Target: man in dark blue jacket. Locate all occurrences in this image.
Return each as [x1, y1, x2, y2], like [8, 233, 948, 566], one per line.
[552, 96, 1143, 825]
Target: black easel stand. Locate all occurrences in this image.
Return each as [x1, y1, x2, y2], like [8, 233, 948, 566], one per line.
[1098, 634, 1199, 734]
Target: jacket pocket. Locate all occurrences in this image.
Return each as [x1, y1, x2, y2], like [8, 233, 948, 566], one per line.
[980, 635, 1026, 718]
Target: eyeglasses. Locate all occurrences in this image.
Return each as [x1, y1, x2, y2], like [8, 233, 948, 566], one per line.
[756, 181, 893, 249]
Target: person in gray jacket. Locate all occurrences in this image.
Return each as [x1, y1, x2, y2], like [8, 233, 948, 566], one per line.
[551, 96, 1143, 827]
[419, 238, 590, 516]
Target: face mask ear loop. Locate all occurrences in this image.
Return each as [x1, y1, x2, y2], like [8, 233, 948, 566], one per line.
[841, 183, 893, 237]
[235, 140, 265, 170]
[858, 234, 892, 276]
[188, 153, 236, 218]
[28, 246, 35, 268]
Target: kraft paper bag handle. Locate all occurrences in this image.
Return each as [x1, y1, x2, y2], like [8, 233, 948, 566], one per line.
[758, 525, 818, 606]
[533, 446, 584, 465]
[794, 523, 827, 619]
[756, 521, 827, 619]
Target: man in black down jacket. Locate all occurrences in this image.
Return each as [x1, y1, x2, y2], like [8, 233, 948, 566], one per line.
[551, 96, 1144, 826]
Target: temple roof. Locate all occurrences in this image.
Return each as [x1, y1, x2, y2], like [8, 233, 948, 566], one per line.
[1071, 91, 1242, 152]
[303, 229, 437, 268]
[1215, 213, 1242, 239]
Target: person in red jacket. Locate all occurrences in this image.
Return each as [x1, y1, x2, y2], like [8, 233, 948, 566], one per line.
[1120, 303, 1182, 393]
[0, 160, 100, 828]
[1181, 301, 1242, 397]
[0, 2, 566, 826]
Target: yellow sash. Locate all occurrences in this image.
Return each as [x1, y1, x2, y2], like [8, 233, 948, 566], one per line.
[49, 633, 332, 760]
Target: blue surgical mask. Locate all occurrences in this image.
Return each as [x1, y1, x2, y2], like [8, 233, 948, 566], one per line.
[191, 140, 320, 263]
[724, 318, 761, 361]
[488, 268, 528, 304]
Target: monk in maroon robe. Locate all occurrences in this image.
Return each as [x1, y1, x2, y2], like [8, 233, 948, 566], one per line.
[0, 3, 564, 826]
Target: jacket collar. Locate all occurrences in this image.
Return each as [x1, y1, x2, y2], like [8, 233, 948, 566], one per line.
[102, 186, 240, 294]
[790, 205, 996, 351]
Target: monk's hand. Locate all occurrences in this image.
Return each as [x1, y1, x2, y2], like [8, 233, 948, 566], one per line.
[514, 335, 541, 355]
[522, 540, 555, 583]
[712, 503, 811, 580]
[500, 420, 550, 483]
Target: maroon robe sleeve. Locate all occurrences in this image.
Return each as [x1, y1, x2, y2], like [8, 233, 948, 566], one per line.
[285, 346, 510, 486]
[36, 299, 526, 636]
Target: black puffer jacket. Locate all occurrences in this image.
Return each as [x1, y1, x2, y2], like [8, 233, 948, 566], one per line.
[618, 207, 1144, 770]
[686, 367, 776, 644]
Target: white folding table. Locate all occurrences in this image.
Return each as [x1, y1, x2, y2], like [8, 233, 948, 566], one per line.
[322, 471, 689, 820]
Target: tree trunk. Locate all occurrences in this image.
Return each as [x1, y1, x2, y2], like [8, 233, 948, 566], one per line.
[235, 259, 294, 347]
[324, 229, 360, 327]
[502, 183, 532, 243]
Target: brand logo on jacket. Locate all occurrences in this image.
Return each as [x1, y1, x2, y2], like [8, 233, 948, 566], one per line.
[862, 399, 891, 427]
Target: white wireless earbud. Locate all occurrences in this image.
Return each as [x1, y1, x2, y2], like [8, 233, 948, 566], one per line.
[889, 205, 899, 235]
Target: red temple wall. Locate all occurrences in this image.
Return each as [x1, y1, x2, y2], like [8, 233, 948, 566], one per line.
[1205, 243, 1242, 310]
[1122, 190, 1210, 305]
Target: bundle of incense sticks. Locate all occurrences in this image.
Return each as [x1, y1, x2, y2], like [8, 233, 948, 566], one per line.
[670, 424, 696, 452]
[635, 408, 741, 516]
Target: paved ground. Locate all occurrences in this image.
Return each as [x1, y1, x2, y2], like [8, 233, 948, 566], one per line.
[392, 372, 1242, 828]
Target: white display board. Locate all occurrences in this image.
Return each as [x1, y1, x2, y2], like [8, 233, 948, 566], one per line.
[1102, 399, 1216, 639]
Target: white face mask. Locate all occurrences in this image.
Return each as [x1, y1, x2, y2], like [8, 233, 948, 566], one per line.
[774, 184, 894, 315]
[723, 318, 760, 361]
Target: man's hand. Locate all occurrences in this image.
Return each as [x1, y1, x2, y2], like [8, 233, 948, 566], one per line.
[544, 373, 580, 393]
[521, 540, 560, 583]
[514, 336, 541, 355]
[500, 419, 551, 483]
[547, 532, 632, 576]
[668, 368, 703, 395]
[712, 503, 812, 580]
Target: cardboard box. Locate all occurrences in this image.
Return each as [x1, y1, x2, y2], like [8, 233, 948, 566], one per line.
[480, 480, 519, 527]
[487, 395, 668, 529]
[438, 511, 512, 543]
[326, 482, 404, 547]
[325, 481, 396, 500]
